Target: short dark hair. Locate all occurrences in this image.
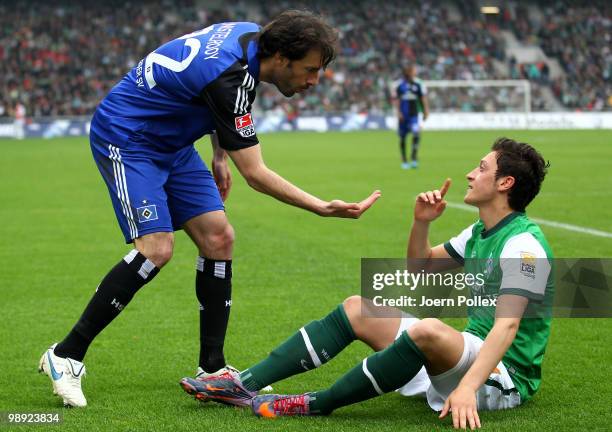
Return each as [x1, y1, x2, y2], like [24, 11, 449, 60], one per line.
[492, 137, 549, 212]
[257, 10, 337, 68]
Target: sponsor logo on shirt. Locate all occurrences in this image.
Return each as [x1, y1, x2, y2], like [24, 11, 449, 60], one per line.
[520, 252, 536, 278]
[234, 113, 255, 137]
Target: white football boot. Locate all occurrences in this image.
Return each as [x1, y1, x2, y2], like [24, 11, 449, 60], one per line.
[195, 365, 274, 393]
[38, 343, 87, 407]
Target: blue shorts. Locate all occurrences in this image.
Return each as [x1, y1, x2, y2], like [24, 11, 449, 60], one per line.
[398, 116, 420, 137]
[90, 134, 224, 243]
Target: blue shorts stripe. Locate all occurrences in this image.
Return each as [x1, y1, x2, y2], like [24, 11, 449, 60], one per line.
[109, 146, 134, 238]
[115, 146, 139, 239]
[108, 145, 138, 239]
[108, 146, 129, 237]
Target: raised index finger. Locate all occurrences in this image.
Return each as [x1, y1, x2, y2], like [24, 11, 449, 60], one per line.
[440, 178, 452, 198]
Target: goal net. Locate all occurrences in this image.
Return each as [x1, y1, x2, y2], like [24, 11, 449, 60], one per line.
[423, 80, 531, 114]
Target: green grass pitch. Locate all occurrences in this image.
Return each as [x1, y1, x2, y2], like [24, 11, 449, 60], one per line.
[1, 130, 611, 431]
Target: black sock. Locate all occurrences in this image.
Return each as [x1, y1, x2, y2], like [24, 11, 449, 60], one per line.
[54, 250, 159, 361]
[411, 135, 420, 161]
[196, 257, 232, 372]
[400, 137, 407, 163]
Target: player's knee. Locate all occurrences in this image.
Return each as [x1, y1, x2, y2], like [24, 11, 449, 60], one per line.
[217, 223, 235, 250]
[147, 243, 174, 268]
[343, 295, 374, 339]
[135, 233, 174, 268]
[407, 318, 444, 348]
[204, 223, 235, 255]
[342, 295, 363, 328]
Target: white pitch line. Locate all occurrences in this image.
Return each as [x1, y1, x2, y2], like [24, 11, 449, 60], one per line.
[446, 202, 612, 239]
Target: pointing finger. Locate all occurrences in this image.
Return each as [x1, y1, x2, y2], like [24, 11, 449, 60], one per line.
[440, 178, 452, 197]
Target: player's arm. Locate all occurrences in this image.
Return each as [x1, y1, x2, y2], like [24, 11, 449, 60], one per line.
[210, 132, 232, 201]
[200, 63, 380, 218]
[228, 144, 380, 218]
[407, 178, 458, 272]
[440, 295, 527, 430]
[441, 237, 549, 429]
[396, 85, 404, 122]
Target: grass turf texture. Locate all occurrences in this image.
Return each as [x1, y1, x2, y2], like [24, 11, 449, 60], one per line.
[1, 130, 611, 431]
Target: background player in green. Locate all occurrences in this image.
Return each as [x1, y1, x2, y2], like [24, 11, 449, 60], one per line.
[181, 137, 553, 430]
[397, 64, 429, 169]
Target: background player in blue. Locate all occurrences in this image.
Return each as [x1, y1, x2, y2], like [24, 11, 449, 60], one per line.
[38, 10, 381, 407]
[397, 64, 430, 169]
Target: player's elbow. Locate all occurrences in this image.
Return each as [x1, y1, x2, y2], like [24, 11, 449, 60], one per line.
[241, 166, 267, 192]
[493, 317, 521, 335]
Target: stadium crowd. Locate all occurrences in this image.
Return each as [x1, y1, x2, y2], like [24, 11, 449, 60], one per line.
[0, 0, 224, 118]
[499, 1, 611, 111]
[1, 0, 609, 119]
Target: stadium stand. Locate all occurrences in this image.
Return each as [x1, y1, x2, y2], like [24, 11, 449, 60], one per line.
[497, 1, 611, 111]
[0, 0, 609, 118]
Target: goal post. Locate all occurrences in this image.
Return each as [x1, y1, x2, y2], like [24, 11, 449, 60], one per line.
[422, 80, 531, 114]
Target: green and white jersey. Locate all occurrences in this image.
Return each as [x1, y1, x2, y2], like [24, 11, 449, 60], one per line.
[443, 212, 554, 402]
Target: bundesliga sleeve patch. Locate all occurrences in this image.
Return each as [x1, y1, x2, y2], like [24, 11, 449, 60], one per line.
[234, 113, 255, 138]
[520, 252, 536, 279]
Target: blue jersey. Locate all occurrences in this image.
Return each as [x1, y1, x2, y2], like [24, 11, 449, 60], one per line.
[397, 79, 427, 118]
[91, 22, 261, 153]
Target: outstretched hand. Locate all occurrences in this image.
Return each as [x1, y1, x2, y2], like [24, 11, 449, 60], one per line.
[414, 178, 451, 222]
[322, 190, 381, 219]
[439, 385, 481, 430]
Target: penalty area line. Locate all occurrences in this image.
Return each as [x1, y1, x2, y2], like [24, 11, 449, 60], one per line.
[446, 202, 612, 239]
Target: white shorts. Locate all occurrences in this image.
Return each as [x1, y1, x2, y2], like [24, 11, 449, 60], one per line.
[394, 317, 521, 411]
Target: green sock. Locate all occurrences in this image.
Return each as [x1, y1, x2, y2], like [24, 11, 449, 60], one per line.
[309, 331, 426, 414]
[240, 304, 356, 391]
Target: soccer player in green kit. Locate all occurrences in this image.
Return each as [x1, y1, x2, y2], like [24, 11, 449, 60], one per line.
[181, 138, 552, 430]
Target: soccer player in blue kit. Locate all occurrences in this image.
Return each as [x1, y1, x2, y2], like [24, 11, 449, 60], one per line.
[397, 64, 429, 169]
[38, 11, 381, 407]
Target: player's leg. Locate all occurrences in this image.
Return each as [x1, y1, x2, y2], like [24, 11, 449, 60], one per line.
[238, 299, 359, 392]
[252, 317, 463, 417]
[179, 295, 378, 404]
[163, 146, 230, 375]
[242, 294, 405, 393]
[423, 331, 521, 413]
[219, 296, 403, 393]
[342, 295, 402, 350]
[410, 117, 421, 168]
[398, 120, 409, 168]
[297, 318, 460, 415]
[54, 142, 175, 360]
[52, 232, 171, 357]
[40, 139, 174, 407]
[407, 318, 464, 375]
[181, 295, 429, 409]
[183, 211, 234, 373]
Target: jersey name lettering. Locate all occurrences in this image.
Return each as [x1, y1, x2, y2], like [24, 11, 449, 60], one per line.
[204, 23, 236, 60]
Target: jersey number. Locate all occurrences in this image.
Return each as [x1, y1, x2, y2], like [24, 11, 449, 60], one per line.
[144, 25, 213, 89]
